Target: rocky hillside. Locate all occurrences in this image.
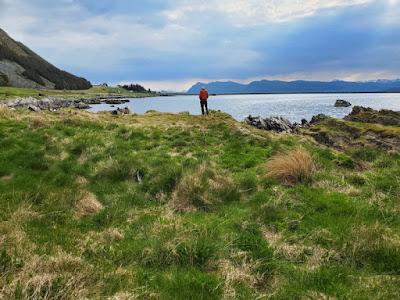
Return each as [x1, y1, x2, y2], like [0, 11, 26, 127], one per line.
[0, 28, 91, 90]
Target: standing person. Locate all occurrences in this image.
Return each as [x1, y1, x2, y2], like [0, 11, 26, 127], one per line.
[199, 87, 209, 115]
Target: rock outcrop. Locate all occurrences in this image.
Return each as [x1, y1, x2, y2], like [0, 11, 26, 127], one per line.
[305, 115, 400, 151]
[245, 115, 297, 133]
[344, 106, 400, 126]
[334, 99, 352, 107]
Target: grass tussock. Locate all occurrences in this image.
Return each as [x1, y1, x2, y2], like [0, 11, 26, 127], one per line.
[169, 162, 239, 212]
[266, 148, 315, 186]
[74, 191, 104, 218]
[1, 250, 94, 300]
[0, 104, 12, 118]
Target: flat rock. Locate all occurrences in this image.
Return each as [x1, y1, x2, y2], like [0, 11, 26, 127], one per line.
[28, 105, 41, 112]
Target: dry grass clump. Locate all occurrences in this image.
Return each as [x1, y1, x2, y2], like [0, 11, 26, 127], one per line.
[79, 228, 124, 256]
[262, 227, 339, 270]
[0, 205, 39, 260]
[75, 191, 104, 218]
[0, 105, 12, 118]
[218, 252, 260, 299]
[28, 115, 47, 128]
[169, 162, 239, 212]
[0, 250, 94, 299]
[266, 148, 315, 186]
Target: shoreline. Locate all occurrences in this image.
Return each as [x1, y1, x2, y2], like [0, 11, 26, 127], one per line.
[0, 94, 155, 111]
[183, 91, 400, 96]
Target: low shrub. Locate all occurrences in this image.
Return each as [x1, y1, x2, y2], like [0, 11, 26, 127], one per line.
[265, 148, 315, 186]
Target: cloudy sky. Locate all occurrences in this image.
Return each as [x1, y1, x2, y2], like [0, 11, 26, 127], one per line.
[1, 0, 399, 91]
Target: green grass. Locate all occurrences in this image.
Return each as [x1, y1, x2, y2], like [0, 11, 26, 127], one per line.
[0, 108, 399, 299]
[0, 85, 155, 100]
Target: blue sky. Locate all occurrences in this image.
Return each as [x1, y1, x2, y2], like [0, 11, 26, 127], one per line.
[0, 0, 399, 91]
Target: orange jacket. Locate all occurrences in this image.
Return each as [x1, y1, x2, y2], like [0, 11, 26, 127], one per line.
[199, 89, 209, 101]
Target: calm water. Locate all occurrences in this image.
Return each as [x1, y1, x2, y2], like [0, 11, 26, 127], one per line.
[88, 93, 400, 122]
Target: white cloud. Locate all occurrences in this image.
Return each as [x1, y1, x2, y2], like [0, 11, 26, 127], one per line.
[164, 0, 373, 25]
[1, 0, 398, 89]
[0, 0, 201, 71]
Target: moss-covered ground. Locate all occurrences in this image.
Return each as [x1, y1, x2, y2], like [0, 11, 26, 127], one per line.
[0, 108, 399, 299]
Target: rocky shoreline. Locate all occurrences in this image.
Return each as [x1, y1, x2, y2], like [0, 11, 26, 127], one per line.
[1, 96, 130, 111]
[245, 106, 400, 151]
[245, 106, 400, 133]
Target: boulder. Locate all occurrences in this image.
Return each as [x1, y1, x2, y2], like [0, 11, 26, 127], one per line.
[75, 102, 90, 109]
[111, 107, 130, 115]
[245, 115, 295, 133]
[335, 99, 352, 107]
[28, 105, 41, 112]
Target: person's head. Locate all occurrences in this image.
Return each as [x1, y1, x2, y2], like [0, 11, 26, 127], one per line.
[201, 87, 206, 91]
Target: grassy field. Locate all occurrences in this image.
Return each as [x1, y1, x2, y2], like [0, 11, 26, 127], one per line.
[0, 107, 399, 299]
[0, 86, 154, 100]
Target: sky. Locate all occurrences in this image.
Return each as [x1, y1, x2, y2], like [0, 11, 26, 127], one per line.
[0, 0, 399, 91]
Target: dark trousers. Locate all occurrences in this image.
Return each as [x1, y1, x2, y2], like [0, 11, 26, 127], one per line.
[200, 100, 209, 115]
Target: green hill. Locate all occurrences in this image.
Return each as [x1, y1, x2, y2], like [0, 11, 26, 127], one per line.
[0, 28, 91, 90]
[0, 108, 399, 299]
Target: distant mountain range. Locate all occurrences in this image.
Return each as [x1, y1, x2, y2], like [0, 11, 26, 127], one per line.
[0, 28, 91, 90]
[187, 79, 400, 94]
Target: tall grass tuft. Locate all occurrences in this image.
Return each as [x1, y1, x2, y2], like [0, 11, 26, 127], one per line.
[266, 148, 315, 186]
[169, 162, 239, 212]
[0, 105, 12, 118]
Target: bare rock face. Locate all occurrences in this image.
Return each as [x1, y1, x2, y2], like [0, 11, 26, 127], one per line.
[335, 99, 352, 107]
[344, 106, 400, 126]
[245, 115, 296, 133]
